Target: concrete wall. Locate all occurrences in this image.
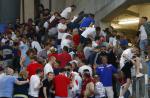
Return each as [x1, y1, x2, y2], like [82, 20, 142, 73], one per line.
[51, 0, 66, 13]
[64, 0, 127, 29]
[0, 0, 20, 24]
[139, 4, 150, 21]
[40, 0, 50, 9]
[24, 0, 35, 22]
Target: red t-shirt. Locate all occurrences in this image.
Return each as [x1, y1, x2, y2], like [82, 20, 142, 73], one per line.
[48, 53, 58, 60]
[73, 34, 80, 47]
[54, 74, 70, 97]
[57, 52, 72, 68]
[27, 61, 43, 79]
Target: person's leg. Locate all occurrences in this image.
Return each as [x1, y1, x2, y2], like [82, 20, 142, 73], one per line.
[131, 57, 143, 77]
[105, 87, 114, 98]
[139, 40, 145, 51]
[124, 90, 130, 98]
[112, 76, 118, 98]
[119, 78, 131, 97]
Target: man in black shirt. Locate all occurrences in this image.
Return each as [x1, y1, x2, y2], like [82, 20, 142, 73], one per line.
[39, 72, 54, 98]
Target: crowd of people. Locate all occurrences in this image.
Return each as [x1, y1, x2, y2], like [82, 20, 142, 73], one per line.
[0, 4, 150, 98]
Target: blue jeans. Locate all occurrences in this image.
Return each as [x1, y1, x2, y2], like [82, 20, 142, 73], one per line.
[139, 39, 148, 50]
[124, 90, 130, 98]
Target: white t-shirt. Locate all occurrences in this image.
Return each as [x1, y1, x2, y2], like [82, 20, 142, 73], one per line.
[28, 75, 40, 97]
[60, 7, 72, 19]
[100, 31, 107, 37]
[139, 25, 147, 40]
[44, 62, 54, 76]
[109, 37, 117, 46]
[11, 32, 17, 40]
[61, 39, 72, 49]
[31, 41, 42, 53]
[78, 65, 92, 76]
[83, 46, 92, 60]
[43, 21, 49, 29]
[57, 23, 67, 39]
[81, 27, 96, 38]
[120, 48, 134, 69]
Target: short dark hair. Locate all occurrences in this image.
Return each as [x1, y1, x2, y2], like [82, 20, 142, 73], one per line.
[36, 68, 43, 74]
[6, 65, 15, 71]
[83, 69, 90, 77]
[59, 68, 66, 73]
[63, 46, 69, 52]
[89, 14, 95, 18]
[26, 48, 36, 56]
[96, 26, 101, 31]
[71, 5, 76, 8]
[142, 16, 148, 21]
[44, 42, 50, 47]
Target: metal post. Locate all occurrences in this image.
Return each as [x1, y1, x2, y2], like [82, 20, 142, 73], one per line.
[136, 78, 140, 98]
[144, 74, 149, 98]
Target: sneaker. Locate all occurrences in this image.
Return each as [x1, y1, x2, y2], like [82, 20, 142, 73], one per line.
[119, 96, 124, 98]
[136, 73, 144, 78]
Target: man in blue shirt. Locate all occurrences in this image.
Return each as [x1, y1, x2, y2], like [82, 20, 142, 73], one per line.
[96, 56, 117, 98]
[80, 14, 95, 30]
[0, 65, 29, 98]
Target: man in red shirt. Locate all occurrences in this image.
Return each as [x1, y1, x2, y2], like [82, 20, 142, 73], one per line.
[57, 46, 72, 68]
[26, 56, 43, 79]
[54, 68, 71, 98]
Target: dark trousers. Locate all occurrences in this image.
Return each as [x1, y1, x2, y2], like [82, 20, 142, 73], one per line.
[0, 97, 10, 98]
[28, 95, 38, 98]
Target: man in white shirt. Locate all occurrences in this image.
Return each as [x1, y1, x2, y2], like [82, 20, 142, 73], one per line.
[57, 18, 67, 40]
[81, 26, 100, 44]
[31, 39, 42, 53]
[83, 39, 93, 60]
[44, 56, 56, 77]
[61, 34, 73, 49]
[60, 5, 76, 19]
[81, 27, 96, 39]
[29, 69, 43, 98]
[120, 48, 136, 69]
[119, 47, 142, 98]
[139, 17, 148, 51]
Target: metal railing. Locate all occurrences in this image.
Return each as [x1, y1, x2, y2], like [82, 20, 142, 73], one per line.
[134, 51, 149, 98]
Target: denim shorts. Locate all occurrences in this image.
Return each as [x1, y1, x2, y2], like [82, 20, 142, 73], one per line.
[139, 39, 148, 50]
[146, 61, 150, 78]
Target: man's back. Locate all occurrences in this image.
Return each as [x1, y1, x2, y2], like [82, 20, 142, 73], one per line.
[29, 75, 40, 97]
[54, 74, 70, 97]
[57, 52, 72, 68]
[0, 75, 16, 97]
[80, 17, 95, 28]
[27, 62, 43, 79]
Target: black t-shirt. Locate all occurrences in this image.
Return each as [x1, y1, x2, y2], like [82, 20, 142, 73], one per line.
[14, 78, 29, 95]
[39, 79, 53, 98]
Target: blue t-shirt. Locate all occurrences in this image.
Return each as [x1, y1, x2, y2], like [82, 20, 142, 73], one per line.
[80, 17, 95, 28]
[19, 44, 29, 56]
[0, 75, 17, 97]
[96, 64, 117, 87]
[120, 39, 128, 46]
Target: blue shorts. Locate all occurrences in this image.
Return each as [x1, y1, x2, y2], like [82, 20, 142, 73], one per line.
[139, 39, 148, 50]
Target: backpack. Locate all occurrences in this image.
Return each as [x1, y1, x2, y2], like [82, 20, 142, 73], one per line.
[143, 22, 150, 38]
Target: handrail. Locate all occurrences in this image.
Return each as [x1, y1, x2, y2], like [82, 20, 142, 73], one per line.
[135, 51, 149, 98]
